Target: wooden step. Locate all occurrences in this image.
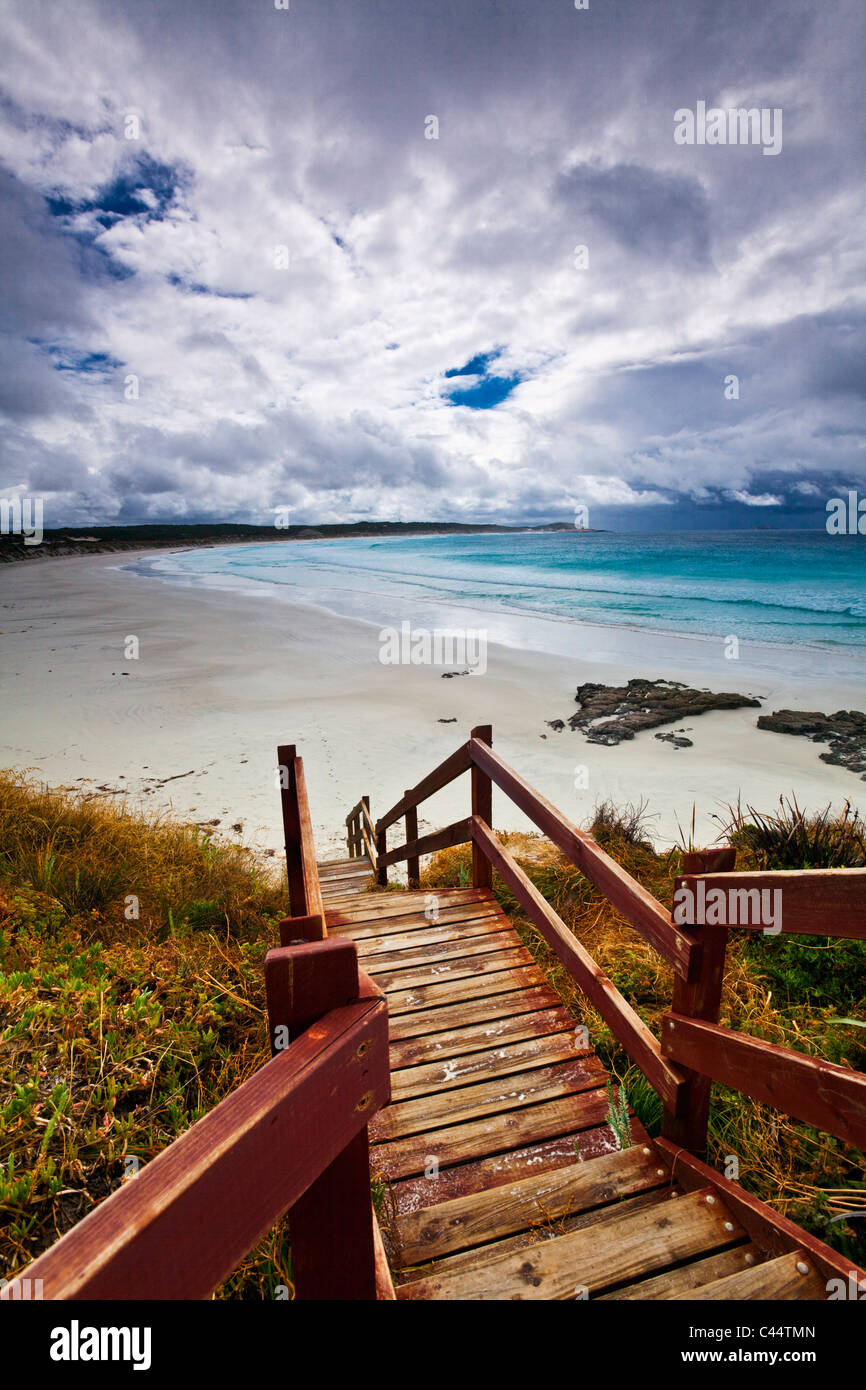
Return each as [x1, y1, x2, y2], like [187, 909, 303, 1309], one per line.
[374, 945, 535, 996]
[371, 1056, 607, 1143]
[671, 1248, 827, 1300]
[386, 983, 563, 1041]
[388, 1119, 646, 1221]
[390, 1029, 585, 1101]
[597, 1243, 765, 1299]
[399, 1186, 745, 1299]
[371, 1087, 616, 1181]
[387, 963, 547, 1017]
[360, 927, 519, 973]
[388, 1005, 576, 1070]
[395, 1144, 669, 1266]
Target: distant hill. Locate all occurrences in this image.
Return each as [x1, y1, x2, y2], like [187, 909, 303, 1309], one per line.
[0, 519, 602, 562]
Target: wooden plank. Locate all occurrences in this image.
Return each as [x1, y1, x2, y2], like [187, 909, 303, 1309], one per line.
[472, 817, 687, 1112]
[374, 945, 535, 996]
[387, 984, 563, 1041]
[661, 1012, 866, 1150]
[469, 738, 697, 977]
[359, 926, 519, 973]
[390, 1030, 585, 1101]
[378, 817, 472, 870]
[672, 1249, 827, 1301]
[397, 1186, 668, 1285]
[387, 962, 547, 1017]
[399, 1186, 742, 1299]
[396, 1144, 667, 1264]
[371, 1087, 614, 1181]
[370, 1056, 607, 1143]
[319, 871, 373, 888]
[471, 724, 493, 890]
[325, 887, 494, 923]
[654, 1137, 866, 1291]
[319, 856, 372, 872]
[377, 740, 471, 831]
[675, 868, 866, 940]
[389, 1120, 648, 1217]
[598, 1243, 764, 1300]
[388, 1005, 577, 1070]
[6, 997, 389, 1299]
[328, 903, 503, 939]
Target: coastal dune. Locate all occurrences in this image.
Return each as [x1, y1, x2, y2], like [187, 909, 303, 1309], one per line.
[1, 549, 863, 858]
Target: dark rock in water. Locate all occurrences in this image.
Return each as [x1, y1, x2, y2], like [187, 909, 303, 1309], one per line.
[757, 709, 866, 779]
[438, 717, 457, 723]
[559, 678, 760, 746]
[655, 731, 693, 749]
[546, 719, 565, 732]
[441, 670, 470, 678]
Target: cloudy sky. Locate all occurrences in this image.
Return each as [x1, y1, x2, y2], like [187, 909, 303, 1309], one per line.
[1, 0, 865, 529]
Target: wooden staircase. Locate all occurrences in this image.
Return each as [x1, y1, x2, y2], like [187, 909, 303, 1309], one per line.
[317, 857, 842, 1301]
[11, 740, 863, 1303]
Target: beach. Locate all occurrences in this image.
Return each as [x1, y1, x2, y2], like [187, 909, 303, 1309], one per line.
[1, 545, 864, 860]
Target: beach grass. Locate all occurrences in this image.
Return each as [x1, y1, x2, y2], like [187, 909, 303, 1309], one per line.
[0, 770, 288, 1297]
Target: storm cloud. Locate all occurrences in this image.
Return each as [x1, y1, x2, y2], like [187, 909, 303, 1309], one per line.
[0, 0, 864, 529]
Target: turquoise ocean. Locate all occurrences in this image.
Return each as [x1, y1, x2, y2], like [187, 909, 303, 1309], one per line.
[131, 530, 866, 663]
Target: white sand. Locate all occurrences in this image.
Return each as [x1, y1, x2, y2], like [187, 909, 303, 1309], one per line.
[1, 548, 864, 862]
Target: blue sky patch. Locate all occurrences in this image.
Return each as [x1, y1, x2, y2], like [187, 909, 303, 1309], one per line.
[443, 348, 522, 408]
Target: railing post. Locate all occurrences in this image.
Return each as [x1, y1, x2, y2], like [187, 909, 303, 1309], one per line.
[376, 824, 388, 886]
[264, 937, 379, 1299]
[405, 791, 420, 889]
[277, 743, 306, 915]
[660, 846, 736, 1157]
[470, 725, 493, 890]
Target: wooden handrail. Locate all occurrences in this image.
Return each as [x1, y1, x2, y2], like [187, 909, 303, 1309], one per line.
[675, 868, 866, 939]
[342, 728, 866, 1165]
[378, 817, 473, 870]
[662, 1013, 866, 1151]
[377, 740, 471, 831]
[471, 816, 688, 1111]
[2, 991, 389, 1300]
[468, 737, 698, 979]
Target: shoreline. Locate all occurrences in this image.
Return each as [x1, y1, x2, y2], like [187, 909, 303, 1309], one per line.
[126, 542, 866, 678]
[1, 548, 864, 858]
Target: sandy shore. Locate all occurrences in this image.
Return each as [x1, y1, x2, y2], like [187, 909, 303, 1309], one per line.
[1, 549, 864, 861]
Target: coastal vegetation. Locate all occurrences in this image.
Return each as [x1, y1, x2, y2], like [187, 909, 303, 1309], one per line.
[1, 771, 863, 1293]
